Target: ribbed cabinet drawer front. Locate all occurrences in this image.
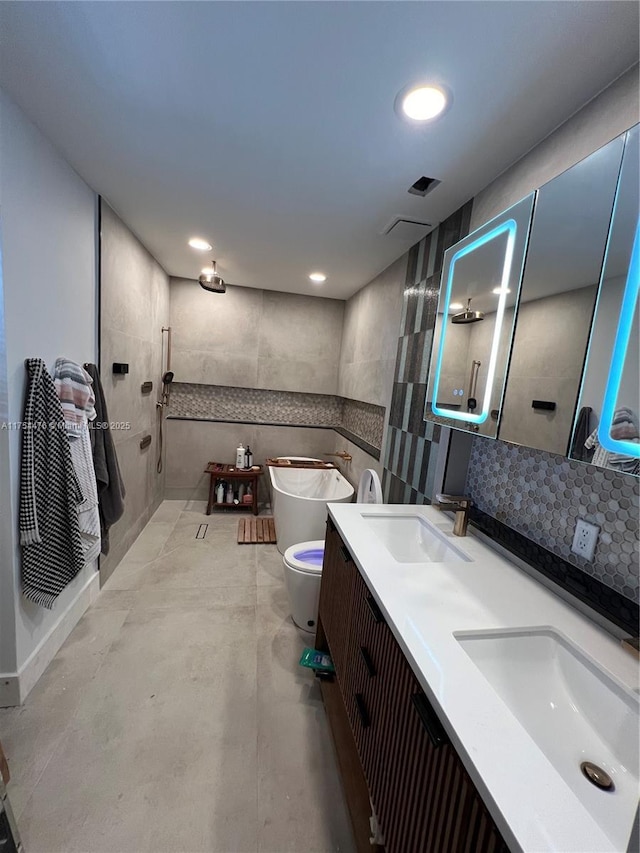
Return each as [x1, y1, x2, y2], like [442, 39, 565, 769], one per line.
[318, 524, 356, 686]
[345, 571, 383, 762]
[320, 537, 509, 853]
[372, 664, 509, 853]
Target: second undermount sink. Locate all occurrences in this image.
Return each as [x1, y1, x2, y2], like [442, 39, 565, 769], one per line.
[456, 627, 639, 851]
[362, 514, 471, 563]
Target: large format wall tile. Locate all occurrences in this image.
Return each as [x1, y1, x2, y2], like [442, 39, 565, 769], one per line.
[383, 202, 474, 504]
[256, 356, 339, 395]
[170, 278, 344, 396]
[100, 203, 170, 583]
[337, 255, 405, 409]
[164, 419, 336, 504]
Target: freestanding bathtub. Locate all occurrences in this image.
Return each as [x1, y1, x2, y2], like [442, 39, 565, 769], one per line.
[269, 458, 354, 554]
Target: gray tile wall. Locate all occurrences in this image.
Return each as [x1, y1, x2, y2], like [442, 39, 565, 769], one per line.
[164, 419, 338, 504]
[100, 202, 171, 582]
[466, 439, 639, 603]
[341, 398, 384, 451]
[338, 255, 405, 408]
[170, 278, 345, 395]
[168, 382, 385, 451]
[383, 203, 474, 503]
[169, 383, 342, 426]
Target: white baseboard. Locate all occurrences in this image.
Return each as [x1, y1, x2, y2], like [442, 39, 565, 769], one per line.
[0, 571, 100, 707]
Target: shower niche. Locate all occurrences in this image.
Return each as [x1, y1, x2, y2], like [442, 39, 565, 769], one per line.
[425, 122, 639, 474]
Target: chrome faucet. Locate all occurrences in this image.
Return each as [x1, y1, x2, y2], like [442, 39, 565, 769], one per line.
[325, 451, 352, 463]
[434, 494, 472, 537]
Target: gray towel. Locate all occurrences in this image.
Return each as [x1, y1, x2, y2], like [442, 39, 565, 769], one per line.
[84, 364, 126, 555]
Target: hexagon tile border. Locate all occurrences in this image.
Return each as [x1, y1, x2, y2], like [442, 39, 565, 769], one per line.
[466, 437, 639, 604]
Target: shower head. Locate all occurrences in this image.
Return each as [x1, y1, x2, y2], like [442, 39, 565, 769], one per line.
[451, 298, 484, 324]
[162, 371, 174, 385]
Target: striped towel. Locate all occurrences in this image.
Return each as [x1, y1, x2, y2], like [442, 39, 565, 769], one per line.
[52, 358, 101, 562]
[19, 359, 85, 608]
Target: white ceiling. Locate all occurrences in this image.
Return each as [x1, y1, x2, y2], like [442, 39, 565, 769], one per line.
[0, 2, 638, 300]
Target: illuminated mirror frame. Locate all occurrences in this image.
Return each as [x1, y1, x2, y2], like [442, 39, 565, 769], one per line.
[430, 219, 518, 425]
[598, 217, 640, 458]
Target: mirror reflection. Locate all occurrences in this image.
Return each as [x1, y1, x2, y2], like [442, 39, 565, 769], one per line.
[499, 134, 625, 454]
[570, 125, 639, 475]
[426, 194, 534, 438]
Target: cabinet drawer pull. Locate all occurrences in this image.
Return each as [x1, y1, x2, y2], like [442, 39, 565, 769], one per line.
[359, 645, 376, 677]
[355, 693, 371, 728]
[365, 594, 385, 624]
[339, 543, 353, 564]
[411, 692, 449, 749]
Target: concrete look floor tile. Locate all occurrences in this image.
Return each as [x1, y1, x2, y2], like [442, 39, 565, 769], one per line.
[257, 609, 318, 710]
[184, 499, 209, 514]
[2, 608, 129, 819]
[257, 545, 285, 587]
[131, 585, 257, 611]
[149, 499, 187, 523]
[18, 605, 259, 852]
[90, 588, 140, 610]
[159, 517, 237, 555]
[20, 731, 258, 853]
[8, 501, 352, 853]
[257, 701, 354, 853]
[123, 542, 257, 591]
[257, 583, 295, 628]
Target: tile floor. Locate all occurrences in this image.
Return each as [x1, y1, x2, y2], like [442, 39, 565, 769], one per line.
[0, 501, 355, 853]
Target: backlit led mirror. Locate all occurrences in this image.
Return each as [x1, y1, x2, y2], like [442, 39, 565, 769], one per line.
[426, 194, 535, 438]
[570, 125, 639, 476]
[498, 134, 625, 454]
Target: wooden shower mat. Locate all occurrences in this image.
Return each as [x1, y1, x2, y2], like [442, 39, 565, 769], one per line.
[237, 516, 277, 544]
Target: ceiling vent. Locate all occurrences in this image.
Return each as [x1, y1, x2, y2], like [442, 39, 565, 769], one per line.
[381, 216, 432, 241]
[408, 175, 441, 197]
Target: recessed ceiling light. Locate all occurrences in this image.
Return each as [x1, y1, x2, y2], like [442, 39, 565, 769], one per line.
[398, 85, 449, 122]
[449, 302, 464, 311]
[188, 237, 212, 251]
[309, 272, 327, 283]
[492, 287, 511, 295]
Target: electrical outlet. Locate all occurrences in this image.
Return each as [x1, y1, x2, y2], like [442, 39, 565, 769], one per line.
[571, 518, 600, 561]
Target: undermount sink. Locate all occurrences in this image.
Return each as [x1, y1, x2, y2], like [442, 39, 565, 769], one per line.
[362, 514, 471, 563]
[456, 627, 639, 851]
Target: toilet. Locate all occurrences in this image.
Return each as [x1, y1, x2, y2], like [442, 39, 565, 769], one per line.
[282, 469, 382, 632]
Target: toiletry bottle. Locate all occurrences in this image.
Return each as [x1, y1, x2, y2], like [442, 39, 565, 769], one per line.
[226, 483, 234, 503]
[238, 483, 245, 502]
[216, 480, 225, 504]
[236, 443, 245, 468]
[245, 445, 253, 469]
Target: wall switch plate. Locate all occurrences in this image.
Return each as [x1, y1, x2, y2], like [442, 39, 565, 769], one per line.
[571, 518, 600, 561]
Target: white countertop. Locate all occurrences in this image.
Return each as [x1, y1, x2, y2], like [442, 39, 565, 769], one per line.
[328, 502, 639, 853]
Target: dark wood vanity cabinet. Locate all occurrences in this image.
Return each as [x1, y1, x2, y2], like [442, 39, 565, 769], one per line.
[317, 519, 510, 853]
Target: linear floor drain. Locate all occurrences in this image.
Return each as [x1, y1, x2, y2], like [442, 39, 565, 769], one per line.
[580, 761, 614, 791]
[195, 524, 208, 540]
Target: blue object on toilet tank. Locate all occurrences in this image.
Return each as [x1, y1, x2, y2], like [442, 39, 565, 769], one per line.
[294, 548, 324, 567]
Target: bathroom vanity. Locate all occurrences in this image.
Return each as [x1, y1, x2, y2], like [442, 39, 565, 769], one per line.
[315, 505, 639, 853]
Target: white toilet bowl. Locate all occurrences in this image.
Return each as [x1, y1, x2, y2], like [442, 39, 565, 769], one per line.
[282, 540, 324, 632]
[281, 470, 384, 632]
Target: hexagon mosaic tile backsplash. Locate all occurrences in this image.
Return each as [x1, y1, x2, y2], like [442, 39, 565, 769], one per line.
[466, 437, 639, 604]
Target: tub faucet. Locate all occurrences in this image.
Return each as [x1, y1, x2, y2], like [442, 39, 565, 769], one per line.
[325, 451, 352, 463]
[434, 494, 472, 537]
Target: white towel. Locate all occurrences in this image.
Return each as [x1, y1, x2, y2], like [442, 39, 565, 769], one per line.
[52, 358, 101, 562]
